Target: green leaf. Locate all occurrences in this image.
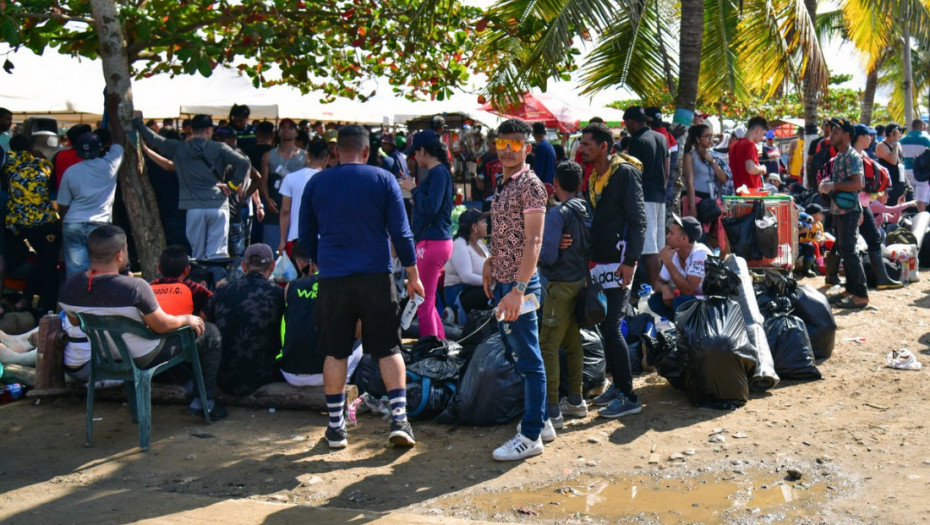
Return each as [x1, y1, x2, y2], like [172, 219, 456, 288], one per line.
[2, 16, 20, 46]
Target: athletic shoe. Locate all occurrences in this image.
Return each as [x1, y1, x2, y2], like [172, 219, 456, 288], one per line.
[559, 397, 589, 418]
[492, 433, 544, 461]
[188, 398, 228, 420]
[550, 412, 564, 430]
[592, 383, 620, 406]
[389, 418, 416, 447]
[325, 426, 348, 449]
[598, 393, 643, 419]
[517, 418, 557, 442]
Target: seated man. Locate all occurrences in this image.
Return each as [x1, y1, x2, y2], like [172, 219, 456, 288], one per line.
[150, 245, 213, 316]
[57, 225, 225, 418]
[279, 243, 362, 387]
[647, 214, 712, 320]
[201, 243, 284, 396]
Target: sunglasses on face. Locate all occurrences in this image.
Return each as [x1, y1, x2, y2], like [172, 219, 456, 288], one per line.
[495, 138, 525, 151]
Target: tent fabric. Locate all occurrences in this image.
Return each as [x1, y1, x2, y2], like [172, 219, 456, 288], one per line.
[479, 92, 626, 133]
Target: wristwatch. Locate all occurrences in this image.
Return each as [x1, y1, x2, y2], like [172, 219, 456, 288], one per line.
[515, 281, 528, 293]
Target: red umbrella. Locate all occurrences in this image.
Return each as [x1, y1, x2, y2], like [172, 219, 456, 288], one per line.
[478, 92, 580, 133]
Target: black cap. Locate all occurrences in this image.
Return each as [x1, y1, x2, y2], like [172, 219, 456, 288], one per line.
[805, 203, 824, 215]
[623, 106, 647, 122]
[74, 132, 101, 159]
[429, 114, 446, 131]
[191, 114, 214, 130]
[456, 208, 489, 236]
[644, 107, 662, 123]
[671, 213, 703, 242]
[405, 130, 442, 155]
[829, 117, 854, 134]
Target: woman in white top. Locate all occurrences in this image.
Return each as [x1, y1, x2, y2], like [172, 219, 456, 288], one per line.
[443, 209, 491, 324]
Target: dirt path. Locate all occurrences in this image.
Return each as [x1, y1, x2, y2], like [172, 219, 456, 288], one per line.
[1, 275, 928, 524]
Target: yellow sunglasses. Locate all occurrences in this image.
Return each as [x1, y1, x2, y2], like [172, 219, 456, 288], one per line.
[495, 138, 526, 151]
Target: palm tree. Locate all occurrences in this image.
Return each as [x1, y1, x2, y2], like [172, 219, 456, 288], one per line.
[469, 0, 828, 127]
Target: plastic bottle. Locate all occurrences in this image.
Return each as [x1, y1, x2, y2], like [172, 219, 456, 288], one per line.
[0, 383, 25, 404]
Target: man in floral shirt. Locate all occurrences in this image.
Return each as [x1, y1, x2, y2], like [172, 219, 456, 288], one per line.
[481, 119, 550, 462]
[3, 135, 60, 313]
[201, 243, 285, 395]
[818, 118, 868, 309]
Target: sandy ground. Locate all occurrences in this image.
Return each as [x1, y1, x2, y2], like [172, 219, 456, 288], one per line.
[1, 275, 930, 525]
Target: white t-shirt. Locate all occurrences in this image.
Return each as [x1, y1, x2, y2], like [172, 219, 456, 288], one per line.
[58, 144, 124, 223]
[278, 167, 319, 242]
[658, 242, 712, 296]
[444, 237, 489, 287]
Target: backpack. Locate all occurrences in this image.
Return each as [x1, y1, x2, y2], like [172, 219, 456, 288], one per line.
[809, 140, 835, 184]
[914, 149, 930, 183]
[862, 157, 891, 194]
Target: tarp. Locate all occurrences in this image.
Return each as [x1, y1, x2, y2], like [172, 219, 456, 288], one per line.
[479, 92, 626, 132]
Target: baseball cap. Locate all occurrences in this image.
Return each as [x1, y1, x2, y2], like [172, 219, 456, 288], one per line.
[191, 114, 214, 130]
[405, 130, 442, 155]
[456, 208, 489, 236]
[213, 127, 237, 139]
[324, 129, 338, 143]
[767, 172, 782, 183]
[622, 106, 647, 122]
[829, 117, 854, 134]
[428, 115, 446, 130]
[395, 135, 407, 149]
[644, 107, 662, 123]
[765, 130, 776, 139]
[278, 118, 297, 130]
[74, 132, 101, 159]
[853, 124, 876, 137]
[670, 213, 703, 243]
[244, 243, 274, 265]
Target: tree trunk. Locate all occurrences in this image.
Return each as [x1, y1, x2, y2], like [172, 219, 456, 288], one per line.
[802, 0, 819, 128]
[901, 10, 915, 125]
[673, 0, 704, 126]
[89, 0, 165, 279]
[861, 66, 879, 125]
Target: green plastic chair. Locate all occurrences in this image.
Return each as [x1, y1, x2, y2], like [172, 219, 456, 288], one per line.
[75, 312, 211, 451]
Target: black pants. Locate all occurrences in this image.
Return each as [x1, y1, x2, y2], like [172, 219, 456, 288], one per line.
[141, 322, 223, 398]
[600, 286, 634, 396]
[8, 222, 61, 313]
[833, 210, 868, 298]
[459, 285, 491, 313]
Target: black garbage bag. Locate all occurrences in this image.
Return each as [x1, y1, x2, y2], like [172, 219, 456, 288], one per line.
[763, 314, 822, 380]
[408, 336, 463, 362]
[723, 210, 756, 260]
[407, 354, 465, 383]
[405, 372, 456, 421]
[701, 256, 742, 297]
[624, 313, 656, 343]
[458, 309, 499, 352]
[434, 334, 523, 426]
[754, 202, 779, 259]
[789, 284, 837, 359]
[558, 328, 607, 397]
[402, 318, 462, 341]
[676, 297, 757, 409]
[642, 330, 686, 390]
[353, 354, 387, 398]
[861, 252, 903, 288]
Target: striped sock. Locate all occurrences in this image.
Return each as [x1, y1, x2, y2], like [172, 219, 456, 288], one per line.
[326, 393, 346, 429]
[388, 388, 407, 422]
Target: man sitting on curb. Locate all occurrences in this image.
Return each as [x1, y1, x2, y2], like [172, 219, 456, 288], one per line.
[648, 214, 711, 320]
[58, 225, 226, 418]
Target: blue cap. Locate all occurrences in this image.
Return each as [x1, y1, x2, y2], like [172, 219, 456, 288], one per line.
[405, 130, 442, 155]
[764, 130, 776, 139]
[853, 123, 877, 137]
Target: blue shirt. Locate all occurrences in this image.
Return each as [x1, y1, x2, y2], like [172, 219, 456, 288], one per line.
[298, 163, 416, 279]
[410, 164, 453, 242]
[533, 140, 556, 184]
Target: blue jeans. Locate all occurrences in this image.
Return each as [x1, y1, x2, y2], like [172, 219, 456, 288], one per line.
[494, 274, 547, 441]
[63, 221, 108, 278]
[647, 291, 697, 320]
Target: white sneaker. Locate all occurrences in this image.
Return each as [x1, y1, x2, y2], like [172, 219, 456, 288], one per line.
[492, 433, 544, 461]
[559, 397, 589, 418]
[516, 418, 556, 443]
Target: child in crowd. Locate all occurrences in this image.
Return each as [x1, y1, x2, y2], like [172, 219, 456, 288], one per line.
[797, 203, 825, 277]
[149, 245, 214, 316]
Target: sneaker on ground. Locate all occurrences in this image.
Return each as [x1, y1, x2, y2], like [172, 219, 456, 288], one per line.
[188, 399, 228, 420]
[598, 393, 642, 419]
[559, 397, 589, 418]
[389, 418, 416, 447]
[492, 433, 544, 461]
[592, 384, 620, 406]
[325, 425, 348, 449]
[517, 418, 557, 442]
[550, 413, 564, 430]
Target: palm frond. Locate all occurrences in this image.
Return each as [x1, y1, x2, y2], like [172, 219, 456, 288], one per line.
[698, 0, 745, 105]
[839, 0, 895, 72]
[814, 8, 847, 42]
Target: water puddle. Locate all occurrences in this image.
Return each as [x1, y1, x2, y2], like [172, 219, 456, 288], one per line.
[461, 472, 826, 523]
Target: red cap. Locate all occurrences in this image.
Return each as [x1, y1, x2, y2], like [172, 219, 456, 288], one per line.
[278, 118, 297, 130]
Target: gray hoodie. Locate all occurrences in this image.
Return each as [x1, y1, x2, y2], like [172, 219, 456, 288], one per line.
[539, 197, 592, 282]
[134, 119, 250, 210]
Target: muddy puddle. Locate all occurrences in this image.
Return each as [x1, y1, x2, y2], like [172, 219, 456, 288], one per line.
[457, 471, 828, 524]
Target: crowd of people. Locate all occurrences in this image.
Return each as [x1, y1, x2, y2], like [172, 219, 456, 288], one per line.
[1, 96, 929, 462]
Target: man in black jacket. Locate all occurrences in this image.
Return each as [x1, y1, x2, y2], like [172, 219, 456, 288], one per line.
[577, 122, 647, 419]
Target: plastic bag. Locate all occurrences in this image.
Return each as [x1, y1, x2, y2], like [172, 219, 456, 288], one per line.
[885, 348, 923, 371]
[763, 314, 822, 380]
[271, 253, 298, 282]
[723, 210, 755, 260]
[754, 201, 779, 259]
[435, 334, 523, 426]
[789, 284, 837, 359]
[405, 372, 456, 420]
[701, 256, 742, 297]
[723, 255, 779, 391]
[676, 297, 757, 409]
[642, 330, 686, 390]
[407, 355, 465, 383]
[558, 328, 606, 397]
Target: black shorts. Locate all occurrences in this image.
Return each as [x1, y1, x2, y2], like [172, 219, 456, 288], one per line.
[316, 273, 401, 360]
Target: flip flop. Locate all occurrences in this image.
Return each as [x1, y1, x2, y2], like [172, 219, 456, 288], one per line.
[834, 296, 867, 309]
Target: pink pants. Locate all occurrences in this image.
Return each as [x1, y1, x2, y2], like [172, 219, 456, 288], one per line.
[416, 239, 454, 339]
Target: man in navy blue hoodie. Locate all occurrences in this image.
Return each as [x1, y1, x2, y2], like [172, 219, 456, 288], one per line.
[299, 125, 425, 450]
